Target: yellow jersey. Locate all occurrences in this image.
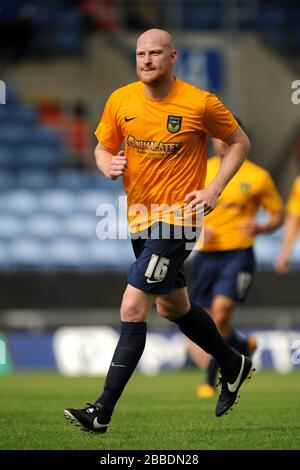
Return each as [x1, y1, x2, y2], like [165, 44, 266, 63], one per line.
[95, 77, 237, 232]
[287, 175, 300, 217]
[199, 156, 283, 251]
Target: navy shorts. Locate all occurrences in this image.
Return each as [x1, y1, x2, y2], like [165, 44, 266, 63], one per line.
[128, 222, 200, 295]
[191, 247, 256, 308]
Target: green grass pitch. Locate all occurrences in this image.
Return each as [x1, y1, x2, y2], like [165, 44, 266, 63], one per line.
[0, 369, 299, 450]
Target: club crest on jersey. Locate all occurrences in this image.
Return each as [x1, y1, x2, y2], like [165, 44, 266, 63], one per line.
[167, 115, 182, 133]
[240, 183, 250, 194]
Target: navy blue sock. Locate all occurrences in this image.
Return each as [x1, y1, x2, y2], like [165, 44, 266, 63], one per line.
[206, 358, 219, 387]
[95, 321, 147, 417]
[172, 302, 240, 378]
[205, 330, 248, 387]
[228, 329, 248, 355]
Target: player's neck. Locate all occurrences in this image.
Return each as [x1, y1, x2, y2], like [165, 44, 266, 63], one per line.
[143, 75, 175, 100]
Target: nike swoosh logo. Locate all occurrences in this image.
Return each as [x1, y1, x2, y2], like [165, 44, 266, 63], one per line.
[146, 278, 162, 284]
[227, 355, 245, 393]
[111, 362, 126, 368]
[93, 417, 108, 429]
[125, 116, 137, 122]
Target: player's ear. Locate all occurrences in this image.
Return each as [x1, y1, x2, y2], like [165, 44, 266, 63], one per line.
[170, 49, 178, 65]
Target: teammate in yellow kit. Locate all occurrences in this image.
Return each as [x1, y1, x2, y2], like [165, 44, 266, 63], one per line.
[276, 175, 300, 273]
[64, 29, 252, 432]
[190, 121, 284, 397]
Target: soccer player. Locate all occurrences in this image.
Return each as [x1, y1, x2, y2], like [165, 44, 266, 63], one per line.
[189, 124, 284, 398]
[275, 175, 300, 273]
[64, 29, 252, 433]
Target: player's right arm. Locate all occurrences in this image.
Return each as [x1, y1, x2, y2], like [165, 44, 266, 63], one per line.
[275, 176, 300, 273]
[95, 143, 127, 180]
[94, 89, 126, 179]
[275, 214, 300, 273]
[240, 171, 284, 236]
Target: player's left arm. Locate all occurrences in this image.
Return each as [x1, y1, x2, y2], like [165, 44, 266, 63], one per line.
[254, 210, 284, 234]
[275, 176, 300, 272]
[240, 173, 284, 236]
[239, 211, 284, 237]
[275, 213, 300, 273]
[208, 125, 250, 198]
[185, 126, 250, 214]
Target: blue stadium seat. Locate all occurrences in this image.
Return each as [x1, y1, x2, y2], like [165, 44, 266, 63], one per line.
[54, 30, 82, 54]
[0, 124, 28, 144]
[85, 239, 121, 269]
[0, 105, 38, 125]
[55, 170, 90, 190]
[3, 83, 20, 105]
[3, 190, 39, 216]
[116, 239, 135, 268]
[0, 148, 14, 170]
[63, 214, 97, 241]
[0, 171, 16, 190]
[18, 171, 55, 190]
[0, 242, 13, 270]
[0, 215, 23, 240]
[32, 2, 62, 27]
[25, 127, 63, 148]
[183, 1, 223, 30]
[78, 190, 116, 214]
[51, 11, 83, 54]
[31, 4, 84, 55]
[55, 10, 82, 28]
[39, 190, 77, 215]
[17, 146, 62, 171]
[89, 171, 123, 191]
[12, 105, 38, 124]
[86, 239, 133, 270]
[0, 106, 8, 120]
[24, 215, 62, 241]
[48, 238, 88, 269]
[9, 239, 48, 269]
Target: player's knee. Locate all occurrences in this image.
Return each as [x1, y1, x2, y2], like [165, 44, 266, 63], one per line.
[156, 303, 171, 319]
[157, 302, 185, 321]
[120, 297, 145, 322]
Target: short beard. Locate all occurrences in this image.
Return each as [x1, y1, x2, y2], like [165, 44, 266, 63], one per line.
[137, 70, 164, 87]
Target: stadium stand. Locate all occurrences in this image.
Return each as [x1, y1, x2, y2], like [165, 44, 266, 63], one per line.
[0, 96, 298, 275]
[0, 2, 299, 280]
[1, 1, 300, 61]
[0, 82, 129, 272]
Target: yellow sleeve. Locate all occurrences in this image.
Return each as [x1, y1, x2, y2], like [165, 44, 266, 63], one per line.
[259, 172, 284, 213]
[202, 93, 238, 140]
[287, 176, 300, 217]
[94, 91, 123, 153]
